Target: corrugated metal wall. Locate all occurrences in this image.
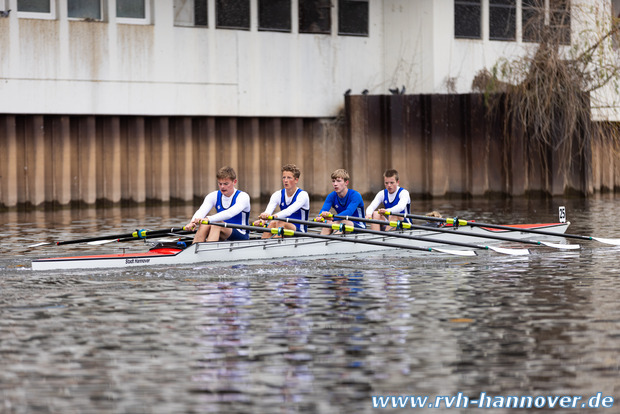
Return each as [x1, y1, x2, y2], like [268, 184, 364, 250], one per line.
[1, 94, 618, 209]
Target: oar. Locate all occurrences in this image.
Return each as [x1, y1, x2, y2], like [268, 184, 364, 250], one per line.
[387, 211, 617, 246]
[87, 230, 196, 245]
[267, 216, 529, 256]
[337, 214, 579, 250]
[28, 227, 191, 247]
[204, 221, 477, 256]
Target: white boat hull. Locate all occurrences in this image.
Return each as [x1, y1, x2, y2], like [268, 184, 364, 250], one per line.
[31, 222, 571, 271]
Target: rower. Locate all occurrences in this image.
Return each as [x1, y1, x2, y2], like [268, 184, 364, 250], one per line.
[315, 168, 366, 235]
[254, 164, 310, 239]
[365, 169, 412, 231]
[185, 166, 251, 243]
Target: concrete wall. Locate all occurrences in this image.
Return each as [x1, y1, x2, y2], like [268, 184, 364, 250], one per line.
[1, 1, 617, 119]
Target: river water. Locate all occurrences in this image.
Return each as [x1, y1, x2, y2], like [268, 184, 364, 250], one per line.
[1, 196, 619, 413]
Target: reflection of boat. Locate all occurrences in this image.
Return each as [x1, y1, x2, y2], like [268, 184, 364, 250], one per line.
[31, 222, 571, 271]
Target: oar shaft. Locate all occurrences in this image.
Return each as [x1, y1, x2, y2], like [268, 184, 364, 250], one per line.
[275, 216, 488, 250]
[56, 227, 189, 245]
[388, 212, 584, 240]
[209, 222, 439, 253]
[333, 214, 543, 246]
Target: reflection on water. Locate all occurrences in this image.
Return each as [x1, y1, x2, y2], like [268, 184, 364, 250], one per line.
[1, 196, 619, 413]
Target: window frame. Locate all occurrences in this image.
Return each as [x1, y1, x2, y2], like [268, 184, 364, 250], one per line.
[258, 0, 292, 33]
[488, 0, 516, 42]
[454, 0, 482, 40]
[16, 0, 57, 20]
[338, 0, 369, 37]
[116, 0, 152, 25]
[173, 0, 208, 27]
[216, 0, 251, 30]
[67, 0, 104, 21]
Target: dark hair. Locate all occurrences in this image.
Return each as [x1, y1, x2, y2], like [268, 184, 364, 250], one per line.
[383, 169, 399, 181]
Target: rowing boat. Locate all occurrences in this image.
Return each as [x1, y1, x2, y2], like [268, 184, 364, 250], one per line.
[31, 222, 571, 271]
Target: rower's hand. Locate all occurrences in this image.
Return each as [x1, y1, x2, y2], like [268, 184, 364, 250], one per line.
[378, 208, 387, 215]
[253, 219, 266, 227]
[258, 212, 270, 220]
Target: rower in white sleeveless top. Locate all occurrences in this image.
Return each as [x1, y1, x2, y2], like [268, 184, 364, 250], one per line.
[255, 164, 310, 238]
[365, 169, 411, 231]
[185, 166, 251, 243]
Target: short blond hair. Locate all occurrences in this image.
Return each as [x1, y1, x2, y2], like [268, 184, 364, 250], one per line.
[282, 164, 301, 179]
[330, 168, 350, 181]
[216, 166, 237, 181]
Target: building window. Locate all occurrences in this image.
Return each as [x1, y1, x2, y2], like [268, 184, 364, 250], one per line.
[338, 0, 368, 36]
[259, 0, 291, 32]
[299, 0, 331, 34]
[454, 0, 481, 39]
[522, 0, 544, 43]
[489, 0, 516, 41]
[174, 0, 208, 27]
[117, 0, 151, 23]
[68, 0, 102, 20]
[549, 0, 570, 45]
[17, 0, 56, 19]
[216, 0, 250, 30]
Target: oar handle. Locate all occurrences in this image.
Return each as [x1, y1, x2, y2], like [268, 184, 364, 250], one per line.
[267, 215, 354, 233]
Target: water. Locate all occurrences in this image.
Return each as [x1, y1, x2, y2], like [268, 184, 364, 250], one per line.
[1, 196, 619, 413]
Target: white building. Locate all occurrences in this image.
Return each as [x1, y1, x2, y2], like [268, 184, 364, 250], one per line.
[1, 0, 617, 119]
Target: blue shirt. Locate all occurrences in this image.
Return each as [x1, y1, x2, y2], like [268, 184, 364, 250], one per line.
[320, 189, 366, 229]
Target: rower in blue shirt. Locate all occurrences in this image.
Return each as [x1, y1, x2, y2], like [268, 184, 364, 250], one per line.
[316, 168, 366, 235]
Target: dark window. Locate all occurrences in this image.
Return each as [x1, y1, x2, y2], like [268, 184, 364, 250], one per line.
[549, 0, 570, 45]
[522, 0, 544, 43]
[338, 0, 369, 36]
[489, 0, 515, 41]
[68, 0, 101, 19]
[454, 0, 481, 39]
[17, 0, 51, 13]
[117, 0, 145, 19]
[259, 0, 291, 32]
[195, 0, 208, 26]
[216, 0, 250, 30]
[299, 0, 331, 34]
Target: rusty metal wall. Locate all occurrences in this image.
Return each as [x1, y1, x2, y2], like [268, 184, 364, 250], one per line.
[1, 94, 618, 209]
[343, 94, 612, 198]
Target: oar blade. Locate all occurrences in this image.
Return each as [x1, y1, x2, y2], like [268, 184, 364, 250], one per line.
[27, 242, 51, 248]
[88, 239, 119, 245]
[539, 241, 580, 250]
[433, 247, 477, 257]
[487, 246, 530, 256]
[592, 237, 620, 246]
